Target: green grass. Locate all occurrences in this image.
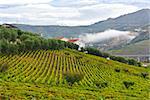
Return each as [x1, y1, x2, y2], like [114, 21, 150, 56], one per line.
[0, 49, 149, 99]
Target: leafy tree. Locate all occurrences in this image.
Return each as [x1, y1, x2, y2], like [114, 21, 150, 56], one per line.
[128, 59, 138, 66]
[0, 27, 79, 54]
[23, 39, 34, 50]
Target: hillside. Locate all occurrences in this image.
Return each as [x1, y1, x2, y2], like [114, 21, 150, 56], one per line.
[0, 49, 149, 99]
[109, 40, 150, 55]
[130, 25, 150, 44]
[13, 9, 150, 38]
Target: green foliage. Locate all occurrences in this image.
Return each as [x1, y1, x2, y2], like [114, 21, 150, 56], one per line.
[123, 81, 134, 89]
[141, 72, 149, 78]
[0, 63, 8, 73]
[0, 27, 79, 54]
[123, 68, 129, 73]
[94, 81, 108, 88]
[115, 68, 120, 72]
[111, 56, 128, 64]
[83, 47, 141, 67]
[128, 59, 139, 66]
[64, 72, 84, 86]
[0, 49, 149, 99]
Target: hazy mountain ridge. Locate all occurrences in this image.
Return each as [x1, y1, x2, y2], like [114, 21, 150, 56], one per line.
[13, 9, 150, 38]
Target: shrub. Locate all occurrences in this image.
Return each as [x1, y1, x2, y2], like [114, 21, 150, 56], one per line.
[65, 52, 70, 55]
[94, 81, 108, 88]
[0, 63, 9, 73]
[141, 72, 149, 78]
[75, 56, 82, 59]
[123, 81, 134, 89]
[123, 68, 129, 73]
[128, 59, 138, 66]
[115, 68, 120, 72]
[64, 72, 84, 86]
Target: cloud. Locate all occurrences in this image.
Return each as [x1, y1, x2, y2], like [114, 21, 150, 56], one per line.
[0, 0, 149, 26]
[79, 29, 137, 43]
[0, 0, 51, 5]
[51, 0, 99, 7]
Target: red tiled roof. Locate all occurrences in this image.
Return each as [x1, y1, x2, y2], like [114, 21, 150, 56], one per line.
[68, 39, 79, 43]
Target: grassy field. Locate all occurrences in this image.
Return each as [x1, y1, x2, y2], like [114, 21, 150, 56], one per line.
[0, 49, 149, 99]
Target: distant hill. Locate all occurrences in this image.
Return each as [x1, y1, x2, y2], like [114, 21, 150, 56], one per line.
[130, 25, 150, 44]
[108, 25, 150, 55]
[13, 9, 150, 38]
[109, 40, 150, 55]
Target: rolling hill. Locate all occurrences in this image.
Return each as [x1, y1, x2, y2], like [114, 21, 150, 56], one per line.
[13, 9, 150, 38]
[0, 49, 149, 99]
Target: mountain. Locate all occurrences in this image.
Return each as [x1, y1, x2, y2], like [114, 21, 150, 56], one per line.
[13, 9, 150, 38]
[130, 25, 150, 44]
[108, 25, 150, 55]
[0, 49, 149, 99]
[109, 40, 150, 55]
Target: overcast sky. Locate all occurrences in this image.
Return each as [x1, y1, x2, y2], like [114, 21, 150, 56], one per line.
[0, 0, 149, 26]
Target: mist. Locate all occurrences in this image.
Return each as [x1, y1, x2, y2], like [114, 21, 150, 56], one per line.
[79, 29, 137, 45]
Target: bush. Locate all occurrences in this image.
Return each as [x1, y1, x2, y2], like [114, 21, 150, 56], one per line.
[123, 68, 129, 73]
[115, 68, 120, 72]
[65, 52, 70, 55]
[94, 81, 108, 88]
[141, 72, 149, 78]
[64, 72, 84, 86]
[128, 59, 138, 66]
[0, 63, 9, 73]
[75, 56, 82, 59]
[123, 81, 134, 89]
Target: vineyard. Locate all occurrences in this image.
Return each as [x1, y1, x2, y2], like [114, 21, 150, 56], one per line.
[0, 49, 149, 99]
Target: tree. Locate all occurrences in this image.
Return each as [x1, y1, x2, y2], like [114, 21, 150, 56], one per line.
[128, 59, 138, 66]
[0, 39, 9, 53]
[23, 39, 34, 50]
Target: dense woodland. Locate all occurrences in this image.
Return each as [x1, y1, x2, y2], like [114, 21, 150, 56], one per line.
[0, 26, 79, 54]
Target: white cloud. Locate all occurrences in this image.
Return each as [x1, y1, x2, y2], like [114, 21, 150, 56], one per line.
[0, 0, 149, 26]
[51, 0, 99, 7]
[0, 0, 51, 5]
[79, 29, 137, 43]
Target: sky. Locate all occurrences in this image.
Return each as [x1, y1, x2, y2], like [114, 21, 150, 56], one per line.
[0, 0, 149, 26]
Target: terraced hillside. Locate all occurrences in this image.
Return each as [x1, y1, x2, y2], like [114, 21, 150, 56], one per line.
[0, 49, 150, 99]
